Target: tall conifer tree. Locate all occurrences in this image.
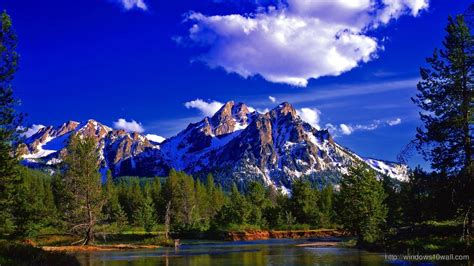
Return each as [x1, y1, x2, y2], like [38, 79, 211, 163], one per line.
[61, 135, 103, 245]
[0, 10, 22, 235]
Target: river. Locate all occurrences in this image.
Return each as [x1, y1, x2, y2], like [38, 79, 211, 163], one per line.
[74, 239, 461, 265]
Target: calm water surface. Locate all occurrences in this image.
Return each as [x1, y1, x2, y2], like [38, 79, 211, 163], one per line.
[74, 239, 464, 266]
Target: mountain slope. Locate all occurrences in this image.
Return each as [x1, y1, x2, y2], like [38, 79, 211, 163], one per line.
[20, 101, 409, 189]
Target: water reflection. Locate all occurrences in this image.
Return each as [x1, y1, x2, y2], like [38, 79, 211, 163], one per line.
[75, 239, 462, 266]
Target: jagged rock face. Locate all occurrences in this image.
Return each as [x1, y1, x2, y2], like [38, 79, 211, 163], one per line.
[192, 103, 362, 189]
[158, 101, 258, 170]
[210, 101, 252, 136]
[21, 119, 155, 175]
[21, 101, 409, 189]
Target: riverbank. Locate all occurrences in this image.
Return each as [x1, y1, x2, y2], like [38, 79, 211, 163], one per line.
[223, 229, 346, 241]
[0, 240, 80, 266]
[381, 221, 474, 254]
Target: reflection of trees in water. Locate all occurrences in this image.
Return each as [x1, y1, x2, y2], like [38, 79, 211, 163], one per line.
[75, 244, 389, 265]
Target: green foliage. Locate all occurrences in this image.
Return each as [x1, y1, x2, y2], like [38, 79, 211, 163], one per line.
[413, 15, 473, 177]
[336, 165, 388, 245]
[290, 179, 321, 226]
[57, 135, 104, 245]
[0, 240, 80, 266]
[381, 176, 404, 227]
[134, 183, 156, 233]
[217, 183, 252, 227]
[205, 174, 225, 221]
[118, 177, 145, 225]
[12, 168, 59, 237]
[319, 184, 335, 228]
[399, 168, 456, 223]
[0, 10, 23, 236]
[162, 170, 199, 231]
[246, 181, 267, 226]
[150, 176, 163, 223]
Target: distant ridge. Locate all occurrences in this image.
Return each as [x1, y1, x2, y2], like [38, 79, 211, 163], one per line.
[20, 101, 409, 191]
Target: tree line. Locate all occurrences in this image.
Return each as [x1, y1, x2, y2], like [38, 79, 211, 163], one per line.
[3, 132, 391, 246]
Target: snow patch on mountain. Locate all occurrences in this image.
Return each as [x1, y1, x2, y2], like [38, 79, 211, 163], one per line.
[365, 158, 409, 182]
[145, 134, 165, 143]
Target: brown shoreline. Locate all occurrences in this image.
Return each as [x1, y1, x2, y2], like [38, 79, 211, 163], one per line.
[295, 242, 340, 247]
[225, 229, 346, 241]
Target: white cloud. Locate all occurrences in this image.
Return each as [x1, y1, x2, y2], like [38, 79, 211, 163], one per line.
[113, 118, 145, 133]
[297, 108, 321, 129]
[354, 120, 381, 131]
[184, 99, 224, 117]
[268, 96, 276, 103]
[387, 118, 402, 126]
[22, 124, 45, 138]
[145, 134, 166, 143]
[376, 0, 429, 24]
[115, 0, 147, 10]
[184, 0, 428, 86]
[329, 117, 402, 136]
[340, 124, 354, 135]
[341, 120, 381, 135]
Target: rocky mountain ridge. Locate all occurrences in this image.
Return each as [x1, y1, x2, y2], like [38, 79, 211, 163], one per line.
[20, 101, 409, 191]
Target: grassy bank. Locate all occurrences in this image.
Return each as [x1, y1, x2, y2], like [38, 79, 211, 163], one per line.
[380, 221, 474, 254]
[0, 240, 80, 266]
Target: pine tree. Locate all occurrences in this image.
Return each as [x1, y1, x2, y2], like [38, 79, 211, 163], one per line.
[0, 10, 23, 235]
[119, 178, 144, 225]
[222, 183, 251, 226]
[290, 179, 320, 226]
[246, 181, 267, 226]
[205, 174, 225, 219]
[336, 165, 387, 245]
[102, 170, 115, 222]
[13, 168, 58, 236]
[150, 176, 163, 223]
[319, 184, 334, 227]
[161, 170, 197, 230]
[134, 183, 156, 233]
[413, 15, 473, 180]
[60, 134, 104, 245]
[413, 15, 474, 236]
[194, 178, 210, 230]
[102, 170, 127, 232]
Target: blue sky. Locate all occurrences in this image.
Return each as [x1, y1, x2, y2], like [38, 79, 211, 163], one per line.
[1, 0, 470, 168]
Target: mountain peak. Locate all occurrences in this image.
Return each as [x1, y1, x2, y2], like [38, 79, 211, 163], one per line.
[272, 102, 297, 118]
[208, 101, 253, 136]
[77, 119, 112, 138]
[20, 102, 409, 186]
[213, 101, 235, 119]
[57, 120, 80, 135]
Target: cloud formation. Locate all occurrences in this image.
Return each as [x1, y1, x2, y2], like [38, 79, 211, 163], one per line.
[184, 99, 224, 117]
[268, 96, 276, 103]
[113, 118, 145, 133]
[184, 0, 428, 86]
[297, 108, 321, 129]
[387, 118, 402, 126]
[339, 124, 354, 135]
[114, 0, 147, 11]
[328, 117, 402, 136]
[145, 134, 166, 143]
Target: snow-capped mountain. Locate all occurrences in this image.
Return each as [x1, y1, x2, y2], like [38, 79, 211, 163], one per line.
[20, 101, 409, 190]
[19, 119, 156, 171]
